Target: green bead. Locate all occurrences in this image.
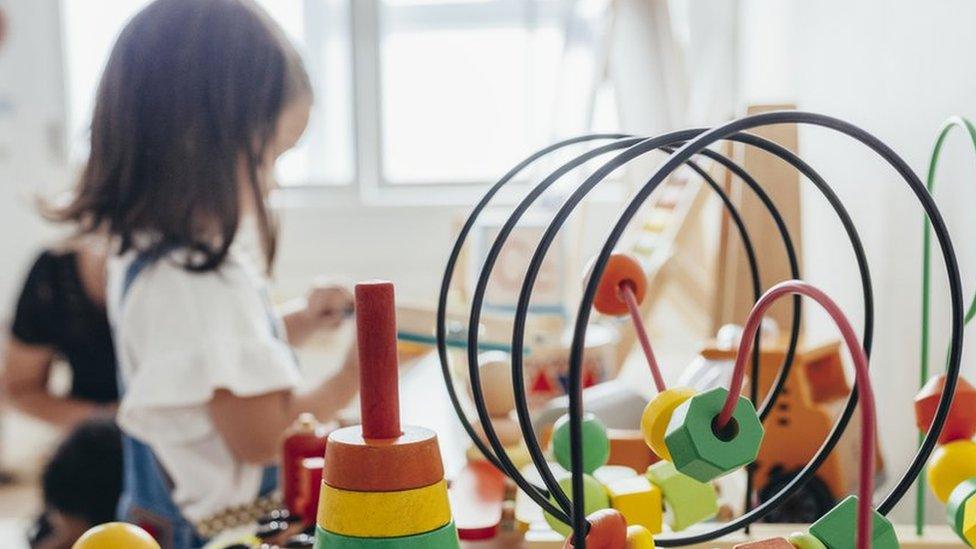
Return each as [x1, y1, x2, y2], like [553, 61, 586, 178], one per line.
[947, 477, 976, 539]
[645, 460, 717, 531]
[664, 387, 764, 482]
[552, 413, 611, 474]
[809, 496, 900, 549]
[789, 532, 827, 549]
[543, 474, 610, 537]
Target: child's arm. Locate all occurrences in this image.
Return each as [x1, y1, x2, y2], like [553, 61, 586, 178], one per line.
[282, 283, 354, 347]
[209, 343, 360, 464]
[1, 337, 107, 429]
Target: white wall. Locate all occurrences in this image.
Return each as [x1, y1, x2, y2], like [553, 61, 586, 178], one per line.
[740, 0, 976, 524]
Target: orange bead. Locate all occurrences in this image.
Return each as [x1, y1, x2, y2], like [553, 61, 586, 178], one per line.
[914, 374, 976, 444]
[562, 509, 628, 549]
[591, 253, 646, 316]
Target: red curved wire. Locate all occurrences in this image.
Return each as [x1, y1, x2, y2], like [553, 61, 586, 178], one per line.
[620, 281, 666, 392]
[718, 280, 876, 549]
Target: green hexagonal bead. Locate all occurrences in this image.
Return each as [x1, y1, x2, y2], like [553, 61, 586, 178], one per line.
[947, 477, 976, 539]
[552, 413, 610, 474]
[543, 473, 610, 537]
[663, 387, 764, 482]
[809, 496, 900, 549]
[645, 460, 717, 531]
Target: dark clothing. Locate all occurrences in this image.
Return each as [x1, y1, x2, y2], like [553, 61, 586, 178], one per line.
[10, 249, 118, 403]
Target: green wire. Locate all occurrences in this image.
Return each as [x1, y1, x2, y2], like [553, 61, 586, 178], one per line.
[918, 116, 976, 535]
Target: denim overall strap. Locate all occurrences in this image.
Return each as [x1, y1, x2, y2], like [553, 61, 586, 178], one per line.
[115, 251, 279, 549]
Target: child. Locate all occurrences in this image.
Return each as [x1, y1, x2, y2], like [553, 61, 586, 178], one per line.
[50, 1, 360, 546]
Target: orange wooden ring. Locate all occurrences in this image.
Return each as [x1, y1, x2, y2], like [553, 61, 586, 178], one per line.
[323, 425, 444, 492]
[562, 509, 628, 549]
[592, 253, 646, 316]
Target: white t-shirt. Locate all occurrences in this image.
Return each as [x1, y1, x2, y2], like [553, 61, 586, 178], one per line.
[107, 246, 300, 523]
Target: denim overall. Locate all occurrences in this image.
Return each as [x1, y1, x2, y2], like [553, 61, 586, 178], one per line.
[116, 252, 283, 548]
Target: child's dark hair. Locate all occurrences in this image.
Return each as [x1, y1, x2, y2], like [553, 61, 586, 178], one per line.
[42, 417, 123, 526]
[52, 0, 311, 271]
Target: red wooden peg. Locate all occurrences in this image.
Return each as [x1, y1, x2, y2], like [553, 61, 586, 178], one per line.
[355, 281, 402, 440]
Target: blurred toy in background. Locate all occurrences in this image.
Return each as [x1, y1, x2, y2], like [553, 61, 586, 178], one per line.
[71, 522, 161, 549]
[281, 414, 334, 522]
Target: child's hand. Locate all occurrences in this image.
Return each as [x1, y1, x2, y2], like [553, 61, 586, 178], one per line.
[305, 282, 354, 330]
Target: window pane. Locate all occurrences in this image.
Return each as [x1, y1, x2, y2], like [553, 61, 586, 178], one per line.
[379, 1, 564, 184]
[60, 0, 354, 186]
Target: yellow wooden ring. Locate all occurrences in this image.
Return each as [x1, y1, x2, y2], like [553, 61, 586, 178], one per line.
[317, 479, 452, 538]
[928, 440, 976, 503]
[641, 388, 696, 461]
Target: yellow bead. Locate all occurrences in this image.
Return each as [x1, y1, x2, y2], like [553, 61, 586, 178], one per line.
[625, 525, 655, 548]
[317, 479, 452, 538]
[71, 523, 160, 549]
[641, 388, 696, 461]
[964, 496, 976, 546]
[606, 476, 663, 534]
[928, 440, 976, 503]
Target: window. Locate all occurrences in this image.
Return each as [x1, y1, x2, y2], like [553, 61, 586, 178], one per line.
[60, 0, 612, 195]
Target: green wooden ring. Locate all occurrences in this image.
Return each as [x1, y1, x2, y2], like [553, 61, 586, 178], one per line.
[315, 522, 460, 548]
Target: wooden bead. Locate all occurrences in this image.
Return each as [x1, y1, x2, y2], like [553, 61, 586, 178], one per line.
[323, 425, 444, 492]
[963, 496, 976, 546]
[927, 440, 976, 503]
[71, 523, 161, 549]
[544, 474, 611, 537]
[946, 477, 976, 537]
[314, 522, 460, 548]
[562, 508, 628, 549]
[605, 475, 663, 534]
[788, 532, 827, 549]
[664, 387, 764, 482]
[915, 374, 976, 444]
[625, 525, 655, 548]
[473, 416, 523, 448]
[645, 461, 717, 531]
[592, 253, 646, 316]
[732, 538, 793, 549]
[640, 388, 696, 461]
[317, 479, 452, 538]
[552, 413, 611, 474]
[607, 428, 659, 473]
[478, 351, 517, 416]
[593, 465, 638, 486]
[808, 495, 899, 549]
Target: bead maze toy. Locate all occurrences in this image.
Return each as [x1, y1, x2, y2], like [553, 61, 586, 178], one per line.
[435, 111, 967, 548]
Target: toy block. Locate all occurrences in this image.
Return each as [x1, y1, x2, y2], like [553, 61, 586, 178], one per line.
[314, 522, 460, 548]
[295, 457, 324, 524]
[625, 525, 654, 548]
[645, 461, 717, 531]
[544, 474, 611, 537]
[963, 496, 976, 546]
[809, 496, 899, 549]
[732, 538, 793, 549]
[788, 532, 827, 549]
[914, 374, 976, 444]
[641, 388, 696, 461]
[317, 479, 452, 538]
[946, 477, 976, 537]
[607, 429, 659, 473]
[605, 475, 662, 534]
[927, 440, 976, 502]
[282, 414, 332, 517]
[552, 413, 611, 474]
[323, 425, 444, 492]
[592, 253, 646, 316]
[593, 465, 638, 486]
[562, 508, 627, 549]
[478, 351, 516, 416]
[664, 387, 764, 482]
[72, 523, 160, 549]
[449, 461, 506, 541]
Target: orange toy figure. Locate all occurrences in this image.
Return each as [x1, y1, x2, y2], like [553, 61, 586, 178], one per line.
[914, 374, 976, 444]
[562, 509, 628, 549]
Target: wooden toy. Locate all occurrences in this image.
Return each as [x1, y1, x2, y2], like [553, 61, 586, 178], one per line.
[315, 281, 459, 547]
[926, 440, 976, 503]
[788, 532, 828, 549]
[561, 509, 628, 549]
[71, 522, 161, 549]
[732, 538, 793, 549]
[478, 351, 517, 416]
[281, 413, 333, 520]
[947, 478, 976, 537]
[645, 460, 718, 531]
[962, 497, 976, 546]
[624, 525, 655, 548]
[449, 460, 506, 541]
[809, 496, 898, 549]
[664, 387, 764, 482]
[295, 457, 324, 526]
[552, 413, 610, 474]
[544, 474, 610, 537]
[592, 252, 646, 316]
[914, 374, 976, 444]
[593, 465, 638, 486]
[604, 475, 662, 534]
[640, 387, 695, 461]
[606, 429, 659, 472]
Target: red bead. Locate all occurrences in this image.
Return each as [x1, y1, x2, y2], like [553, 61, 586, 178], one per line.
[591, 253, 646, 316]
[914, 374, 976, 444]
[562, 508, 628, 549]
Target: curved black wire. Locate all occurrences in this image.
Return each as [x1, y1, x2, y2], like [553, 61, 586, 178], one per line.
[561, 112, 962, 547]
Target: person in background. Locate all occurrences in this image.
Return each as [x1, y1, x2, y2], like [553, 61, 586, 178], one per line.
[49, 1, 360, 547]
